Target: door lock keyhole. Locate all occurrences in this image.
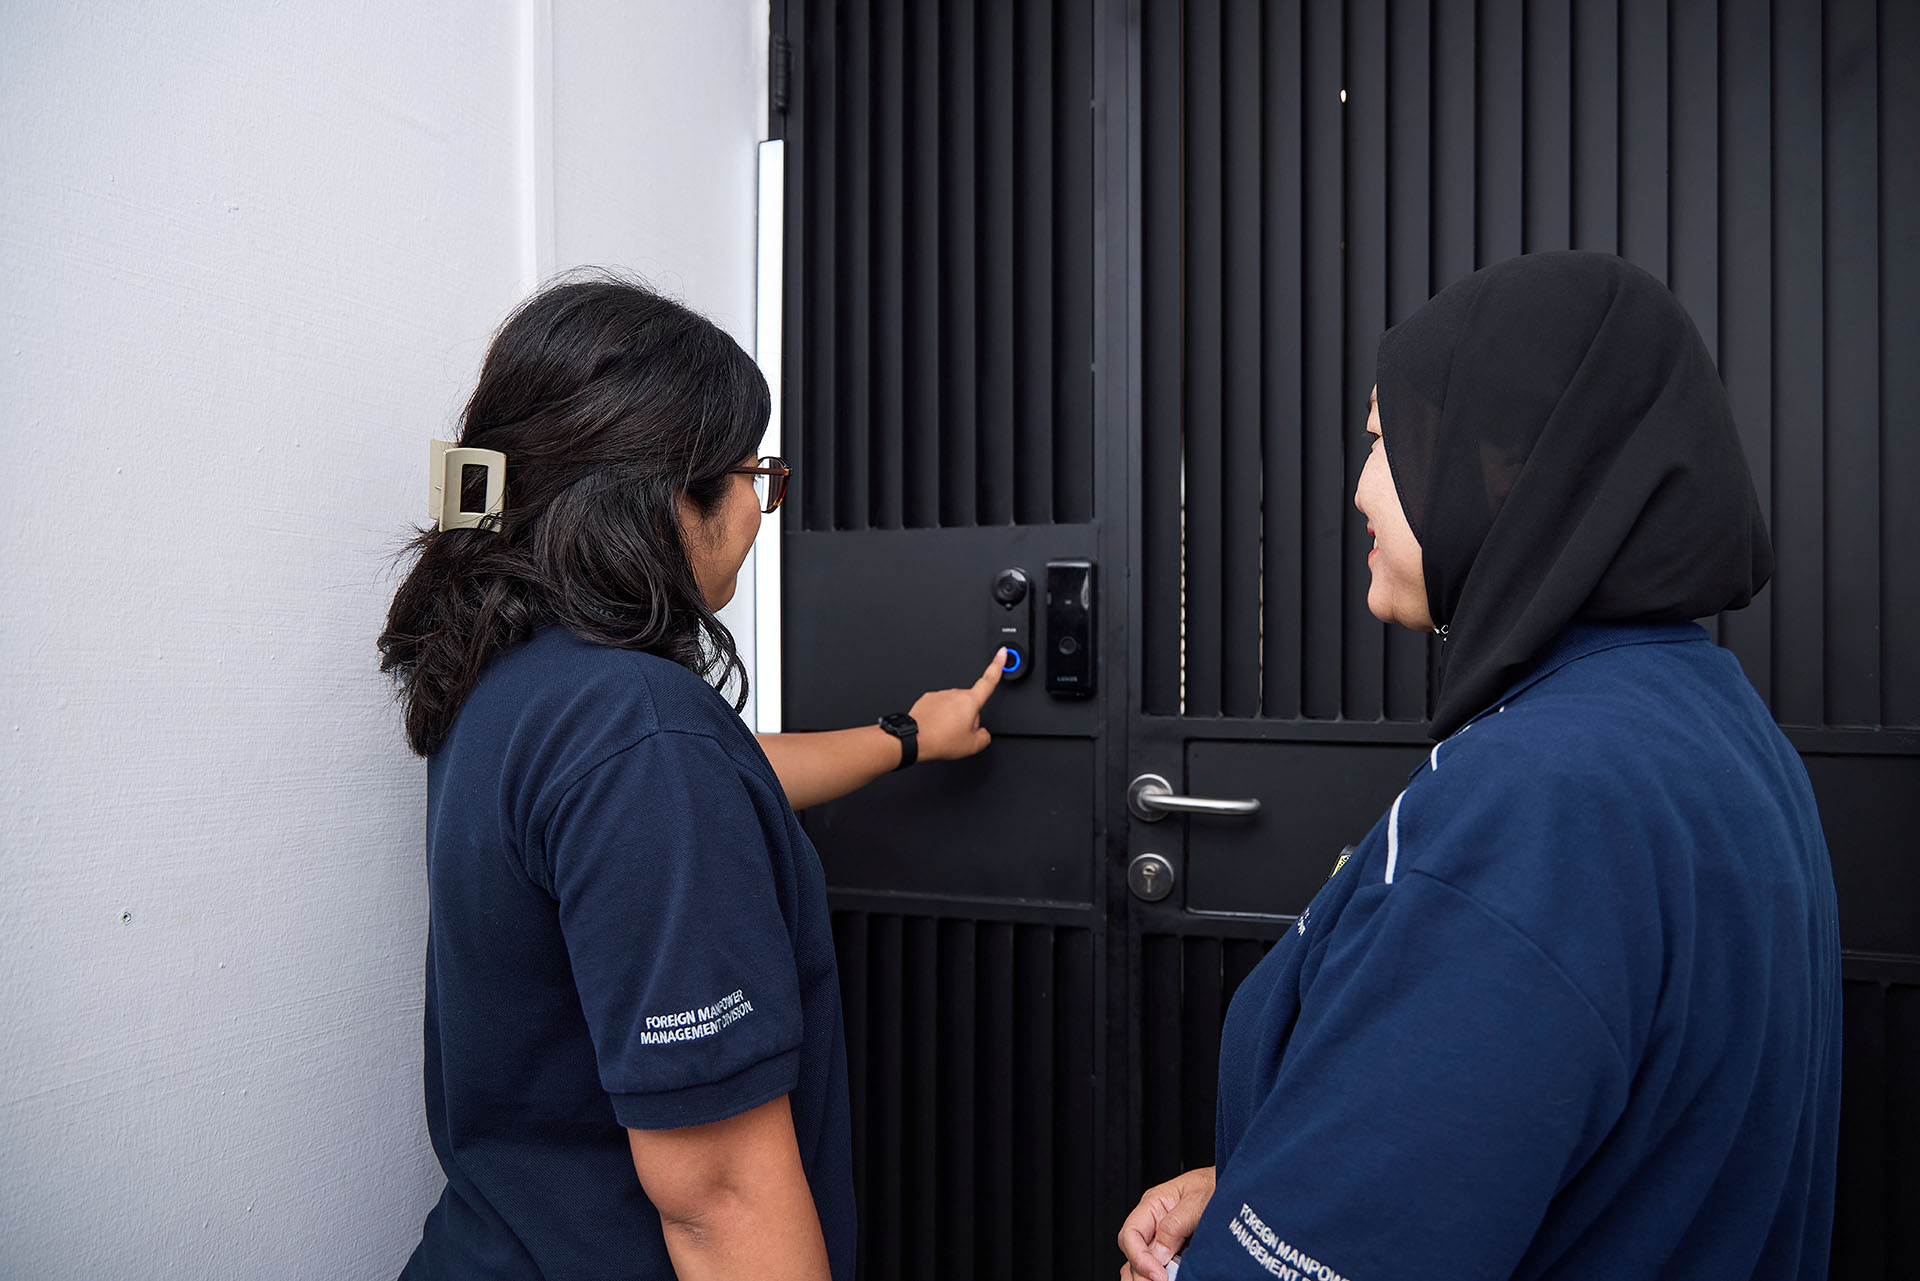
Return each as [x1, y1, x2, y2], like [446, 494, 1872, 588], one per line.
[1128, 852, 1175, 902]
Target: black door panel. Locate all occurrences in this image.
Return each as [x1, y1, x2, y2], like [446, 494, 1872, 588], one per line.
[774, 1, 1919, 1275]
[807, 737, 1096, 905]
[1798, 746, 1920, 957]
[781, 525, 1099, 740]
[1178, 741, 1430, 917]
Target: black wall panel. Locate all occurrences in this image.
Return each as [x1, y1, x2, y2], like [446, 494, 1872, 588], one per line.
[1137, 0, 1919, 733]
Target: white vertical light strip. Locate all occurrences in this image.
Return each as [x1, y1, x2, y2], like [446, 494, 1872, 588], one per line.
[518, 0, 555, 294]
[753, 139, 786, 733]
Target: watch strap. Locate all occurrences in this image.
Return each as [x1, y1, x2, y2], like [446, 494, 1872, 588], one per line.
[878, 712, 918, 770]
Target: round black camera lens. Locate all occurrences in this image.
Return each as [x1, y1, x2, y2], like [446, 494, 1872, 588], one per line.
[992, 569, 1029, 606]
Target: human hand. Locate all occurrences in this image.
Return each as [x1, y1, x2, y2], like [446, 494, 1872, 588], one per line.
[1117, 1165, 1216, 1281]
[906, 649, 1007, 761]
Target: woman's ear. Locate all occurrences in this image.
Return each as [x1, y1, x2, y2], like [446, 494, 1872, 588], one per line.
[675, 490, 708, 544]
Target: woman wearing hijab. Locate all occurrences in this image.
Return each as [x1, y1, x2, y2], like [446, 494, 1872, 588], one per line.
[1118, 253, 1841, 1281]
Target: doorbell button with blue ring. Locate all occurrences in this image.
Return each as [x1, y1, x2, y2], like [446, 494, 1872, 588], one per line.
[988, 567, 1033, 682]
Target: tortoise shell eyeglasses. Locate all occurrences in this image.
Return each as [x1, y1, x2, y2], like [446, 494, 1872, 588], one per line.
[729, 456, 792, 514]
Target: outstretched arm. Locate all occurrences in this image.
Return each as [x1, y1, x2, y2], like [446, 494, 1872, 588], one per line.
[756, 649, 1007, 810]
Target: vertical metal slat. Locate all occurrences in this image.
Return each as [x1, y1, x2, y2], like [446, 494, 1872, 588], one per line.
[1431, 0, 1478, 284]
[1260, 0, 1306, 720]
[1887, 984, 1920, 1267]
[1821, 0, 1881, 726]
[1301, 0, 1345, 718]
[973, 922, 1016, 1280]
[1012, 926, 1057, 1259]
[1667, 0, 1719, 358]
[1053, 0, 1097, 526]
[934, 918, 979, 1281]
[1184, 0, 1227, 719]
[1220, 0, 1265, 720]
[903, 0, 942, 529]
[1476, 0, 1525, 265]
[1141, 0, 1184, 715]
[1570, 0, 1620, 252]
[842, 0, 873, 530]
[1879, 0, 1920, 727]
[1344, 0, 1390, 723]
[1384, 0, 1437, 722]
[870, 0, 906, 530]
[901, 917, 939, 1271]
[1522, 0, 1573, 252]
[1178, 936, 1224, 1172]
[831, 910, 870, 1256]
[1769, 0, 1826, 725]
[1669, 0, 1722, 638]
[1014, 0, 1056, 525]
[1139, 933, 1184, 1185]
[976, 0, 1017, 527]
[940, 0, 980, 527]
[866, 913, 904, 1278]
[1714, 0, 1775, 704]
[1052, 927, 1098, 1277]
[1619, 0, 1671, 279]
[1832, 980, 1890, 1274]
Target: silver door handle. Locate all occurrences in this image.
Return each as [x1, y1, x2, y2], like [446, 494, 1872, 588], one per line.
[1128, 773, 1261, 822]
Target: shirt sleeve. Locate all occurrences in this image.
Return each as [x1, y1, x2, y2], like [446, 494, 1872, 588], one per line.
[1180, 870, 1631, 1281]
[542, 727, 804, 1132]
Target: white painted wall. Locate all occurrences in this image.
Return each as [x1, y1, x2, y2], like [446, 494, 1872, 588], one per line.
[543, 1, 774, 717]
[0, 3, 768, 1276]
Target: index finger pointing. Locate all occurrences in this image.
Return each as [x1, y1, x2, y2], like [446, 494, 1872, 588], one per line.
[971, 647, 1009, 703]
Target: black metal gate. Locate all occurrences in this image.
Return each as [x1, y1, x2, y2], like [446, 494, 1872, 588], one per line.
[769, 1, 1919, 1276]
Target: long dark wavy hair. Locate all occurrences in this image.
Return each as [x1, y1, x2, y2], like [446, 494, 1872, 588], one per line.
[378, 274, 769, 756]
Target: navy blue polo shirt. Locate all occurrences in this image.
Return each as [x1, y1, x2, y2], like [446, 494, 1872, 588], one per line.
[400, 628, 854, 1280]
[1184, 624, 1840, 1280]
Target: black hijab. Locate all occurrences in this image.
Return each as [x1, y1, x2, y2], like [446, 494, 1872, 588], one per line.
[1375, 251, 1773, 739]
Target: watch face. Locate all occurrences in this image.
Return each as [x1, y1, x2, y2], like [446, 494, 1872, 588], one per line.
[879, 712, 916, 736]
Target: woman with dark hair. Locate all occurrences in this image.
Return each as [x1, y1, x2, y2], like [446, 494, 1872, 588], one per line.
[380, 275, 997, 1280]
[1118, 253, 1841, 1280]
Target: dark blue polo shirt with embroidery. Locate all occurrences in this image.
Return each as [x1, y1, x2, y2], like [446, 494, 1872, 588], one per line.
[1185, 624, 1839, 1280]
[401, 628, 854, 1280]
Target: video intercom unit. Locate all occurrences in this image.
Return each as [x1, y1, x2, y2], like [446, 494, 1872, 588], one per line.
[988, 568, 1032, 682]
[1045, 559, 1096, 697]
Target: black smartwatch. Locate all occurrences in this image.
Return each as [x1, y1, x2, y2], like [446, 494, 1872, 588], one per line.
[877, 711, 918, 770]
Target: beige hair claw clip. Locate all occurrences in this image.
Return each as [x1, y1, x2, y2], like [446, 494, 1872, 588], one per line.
[429, 439, 506, 531]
